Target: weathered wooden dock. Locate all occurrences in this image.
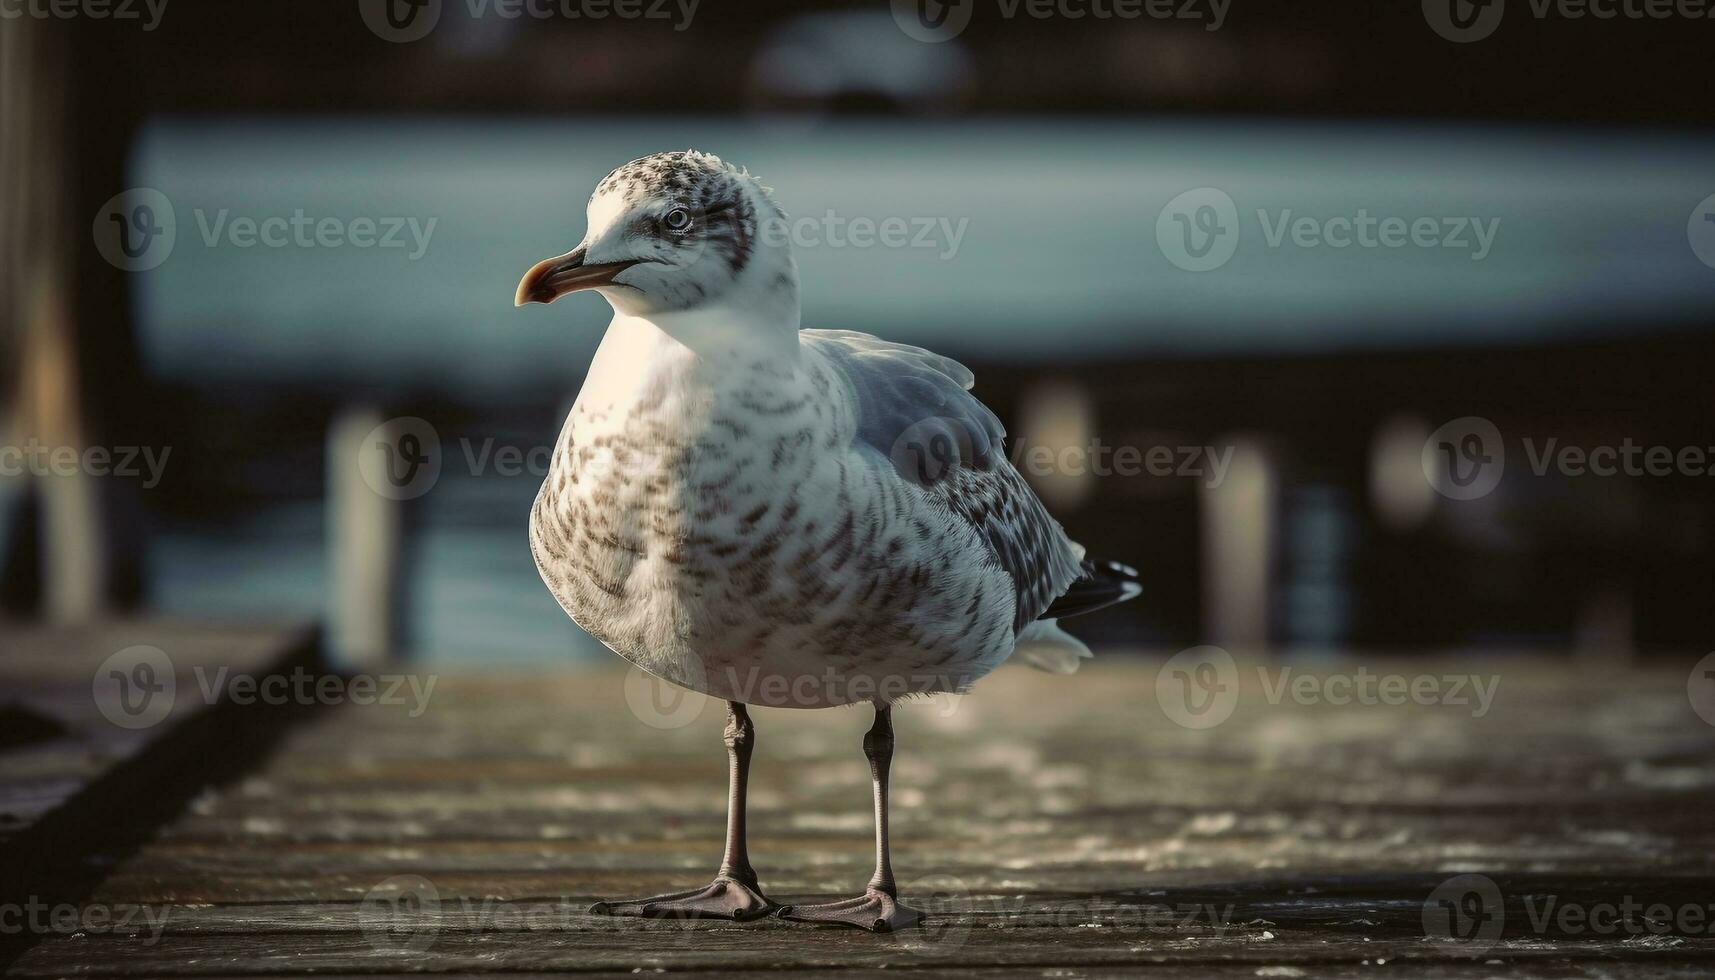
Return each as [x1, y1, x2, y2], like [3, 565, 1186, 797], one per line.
[4, 632, 1715, 977]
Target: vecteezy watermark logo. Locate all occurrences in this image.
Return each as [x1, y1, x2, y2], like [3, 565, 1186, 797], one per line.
[890, 417, 981, 486]
[0, 440, 172, 489]
[1156, 653, 1500, 730]
[93, 189, 177, 272]
[1689, 652, 1715, 727]
[1521, 437, 1715, 478]
[1422, 425, 1715, 497]
[893, 0, 1228, 41]
[1422, 417, 1505, 501]
[1157, 188, 1241, 273]
[361, 420, 1221, 500]
[1689, 193, 1715, 272]
[359, 417, 443, 501]
[755, 212, 970, 261]
[95, 190, 437, 270]
[359, 0, 443, 42]
[1423, 0, 1505, 42]
[196, 667, 438, 718]
[623, 665, 969, 720]
[1427, 877, 1715, 950]
[1521, 894, 1715, 938]
[0, 0, 169, 31]
[1258, 210, 1499, 260]
[96, 652, 436, 731]
[1158, 193, 1501, 271]
[1011, 440, 1234, 488]
[0, 899, 171, 946]
[190, 209, 437, 259]
[93, 646, 177, 730]
[891, 0, 976, 41]
[362, 0, 699, 42]
[902, 874, 974, 952]
[623, 662, 709, 730]
[359, 875, 441, 955]
[1427, 0, 1715, 43]
[1155, 646, 1239, 730]
[1424, 874, 1506, 954]
[1259, 667, 1499, 717]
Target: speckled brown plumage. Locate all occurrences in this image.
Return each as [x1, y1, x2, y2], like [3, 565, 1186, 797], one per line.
[526, 150, 1124, 709]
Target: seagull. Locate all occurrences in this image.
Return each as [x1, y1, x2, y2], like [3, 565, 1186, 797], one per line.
[515, 150, 1140, 932]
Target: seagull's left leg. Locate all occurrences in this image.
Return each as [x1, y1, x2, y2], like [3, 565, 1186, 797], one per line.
[588, 701, 775, 921]
[779, 705, 924, 932]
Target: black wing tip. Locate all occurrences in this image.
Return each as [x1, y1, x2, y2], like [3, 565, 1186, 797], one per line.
[1092, 558, 1144, 603]
[1040, 557, 1143, 621]
[1094, 558, 1140, 581]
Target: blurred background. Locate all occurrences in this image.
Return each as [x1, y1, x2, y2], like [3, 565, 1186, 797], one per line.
[3, 0, 1713, 667]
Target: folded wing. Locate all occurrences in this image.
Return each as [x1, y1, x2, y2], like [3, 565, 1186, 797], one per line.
[803, 328, 1086, 632]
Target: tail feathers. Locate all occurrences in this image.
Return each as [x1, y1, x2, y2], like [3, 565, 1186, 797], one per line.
[1013, 619, 1093, 675]
[1040, 558, 1142, 621]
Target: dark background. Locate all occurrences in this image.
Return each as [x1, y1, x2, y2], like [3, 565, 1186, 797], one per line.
[3, 0, 1713, 662]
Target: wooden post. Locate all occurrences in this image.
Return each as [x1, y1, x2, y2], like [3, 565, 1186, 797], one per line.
[2, 16, 149, 620]
[327, 407, 407, 667]
[0, 21, 26, 603]
[1, 17, 111, 621]
[1201, 436, 1276, 652]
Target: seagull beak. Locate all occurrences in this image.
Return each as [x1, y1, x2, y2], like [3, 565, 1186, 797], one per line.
[514, 246, 639, 307]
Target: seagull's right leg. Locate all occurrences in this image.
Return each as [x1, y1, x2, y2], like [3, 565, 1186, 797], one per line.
[588, 701, 775, 921]
[777, 706, 923, 932]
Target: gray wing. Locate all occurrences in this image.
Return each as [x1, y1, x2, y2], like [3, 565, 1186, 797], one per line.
[802, 328, 1003, 478]
[803, 328, 1085, 631]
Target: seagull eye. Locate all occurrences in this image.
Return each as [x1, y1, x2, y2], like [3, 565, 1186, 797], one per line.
[662, 207, 693, 233]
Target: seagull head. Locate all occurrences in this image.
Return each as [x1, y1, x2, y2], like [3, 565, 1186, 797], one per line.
[515, 150, 798, 325]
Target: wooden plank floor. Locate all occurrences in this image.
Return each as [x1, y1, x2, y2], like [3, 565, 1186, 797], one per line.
[0, 621, 317, 845]
[0, 621, 321, 971]
[7, 653, 1715, 977]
